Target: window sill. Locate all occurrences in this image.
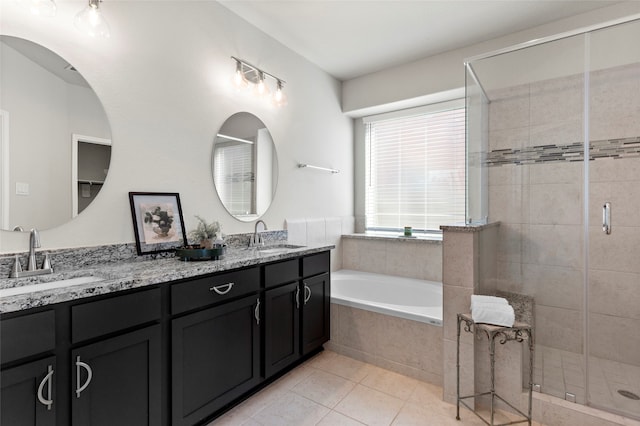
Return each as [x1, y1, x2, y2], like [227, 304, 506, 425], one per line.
[342, 232, 442, 245]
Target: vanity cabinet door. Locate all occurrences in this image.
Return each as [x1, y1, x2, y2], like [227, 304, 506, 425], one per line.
[264, 281, 301, 378]
[1, 356, 56, 426]
[171, 294, 261, 426]
[301, 272, 331, 355]
[71, 325, 161, 426]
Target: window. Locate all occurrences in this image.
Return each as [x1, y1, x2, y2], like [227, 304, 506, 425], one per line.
[213, 141, 255, 216]
[364, 101, 465, 234]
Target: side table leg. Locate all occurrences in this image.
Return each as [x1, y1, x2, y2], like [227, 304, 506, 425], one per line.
[528, 330, 534, 426]
[456, 315, 462, 420]
[490, 333, 496, 426]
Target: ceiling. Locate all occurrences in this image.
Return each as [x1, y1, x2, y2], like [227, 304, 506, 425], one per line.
[219, 0, 620, 81]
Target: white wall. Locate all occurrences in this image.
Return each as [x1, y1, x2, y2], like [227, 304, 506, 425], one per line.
[342, 1, 640, 116]
[347, 1, 640, 232]
[0, 1, 354, 252]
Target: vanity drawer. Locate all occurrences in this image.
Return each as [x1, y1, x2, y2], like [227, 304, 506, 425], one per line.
[171, 267, 260, 314]
[302, 251, 330, 278]
[1, 310, 55, 364]
[72, 288, 161, 343]
[264, 259, 299, 288]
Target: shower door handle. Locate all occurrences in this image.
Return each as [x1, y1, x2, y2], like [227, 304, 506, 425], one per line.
[603, 202, 611, 235]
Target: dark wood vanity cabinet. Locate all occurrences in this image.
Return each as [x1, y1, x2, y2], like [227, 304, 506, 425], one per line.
[1, 356, 56, 426]
[264, 281, 301, 377]
[301, 272, 331, 355]
[264, 252, 331, 378]
[301, 252, 331, 355]
[171, 293, 261, 426]
[71, 325, 161, 426]
[0, 250, 331, 426]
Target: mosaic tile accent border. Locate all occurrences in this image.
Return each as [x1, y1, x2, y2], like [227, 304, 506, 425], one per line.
[486, 136, 640, 167]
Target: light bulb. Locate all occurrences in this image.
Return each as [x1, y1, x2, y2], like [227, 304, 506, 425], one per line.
[254, 72, 270, 98]
[16, 0, 56, 17]
[75, 0, 110, 38]
[273, 80, 287, 107]
[232, 61, 248, 90]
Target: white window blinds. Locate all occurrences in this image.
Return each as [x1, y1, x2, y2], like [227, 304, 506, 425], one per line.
[213, 142, 255, 216]
[365, 102, 466, 233]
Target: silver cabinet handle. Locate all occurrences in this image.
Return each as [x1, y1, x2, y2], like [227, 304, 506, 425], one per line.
[603, 202, 611, 234]
[210, 282, 234, 295]
[254, 298, 260, 326]
[304, 284, 311, 305]
[76, 356, 93, 398]
[295, 286, 300, 309]
[37, 365, 54, 410]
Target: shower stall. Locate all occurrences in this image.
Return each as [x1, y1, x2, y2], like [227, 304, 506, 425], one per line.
[466, 16, 640, 420]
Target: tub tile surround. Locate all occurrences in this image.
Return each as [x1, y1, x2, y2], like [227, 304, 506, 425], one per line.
[486, 61, 640, 421]
[285, 216, 355, 272]
[341, 234, 442, 282]
[331, 232, 444, 385]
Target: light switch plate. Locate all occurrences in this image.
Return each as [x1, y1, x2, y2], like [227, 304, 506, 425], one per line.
[16, 182, 29, 196]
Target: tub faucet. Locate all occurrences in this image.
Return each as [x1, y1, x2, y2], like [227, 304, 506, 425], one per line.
[27, 228, 41, 271]
[249, 220, 268, 247]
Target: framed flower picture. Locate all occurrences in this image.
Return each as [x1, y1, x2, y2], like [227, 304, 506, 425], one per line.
[128, 192, 187, 255]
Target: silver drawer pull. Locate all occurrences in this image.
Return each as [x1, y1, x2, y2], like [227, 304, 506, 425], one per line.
[304, 284, 312, 305]
[254, 298, 260, 326]
[295, 286, 300, 309]
[76, 356, 93, 398]
[210, 282, 234, 295]
[37, 365, 54, 410]
[603, 202, 611, 234]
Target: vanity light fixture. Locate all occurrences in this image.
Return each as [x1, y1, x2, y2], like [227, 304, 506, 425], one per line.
[75, 0, 110, 38]
[16, 0, 57, 17]
[231, 57, 286, 107]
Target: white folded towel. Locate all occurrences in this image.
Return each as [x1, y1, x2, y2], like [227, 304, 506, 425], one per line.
[470, 295, 508, 312]
[471, 303, 515, 327]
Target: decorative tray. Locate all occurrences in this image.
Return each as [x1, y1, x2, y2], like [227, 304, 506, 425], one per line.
[176, 245, 226, 261]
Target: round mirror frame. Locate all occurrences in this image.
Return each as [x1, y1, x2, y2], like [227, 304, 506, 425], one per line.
[212, 112, 278, 222]
[0, 35, 112, 232]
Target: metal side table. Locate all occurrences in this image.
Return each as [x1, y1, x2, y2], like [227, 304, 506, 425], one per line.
[456, 313, 534, 426]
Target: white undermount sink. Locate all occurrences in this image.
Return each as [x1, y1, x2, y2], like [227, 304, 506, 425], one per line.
[257, 244, 305, 254]
[0, 275, 105, 298]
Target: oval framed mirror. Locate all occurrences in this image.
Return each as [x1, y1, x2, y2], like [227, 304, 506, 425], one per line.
[212, 112, 278, 222]
[0, 35, 112, 232]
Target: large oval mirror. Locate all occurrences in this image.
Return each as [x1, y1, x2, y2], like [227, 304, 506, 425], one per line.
[212, 112, 278, 222]
[0, 35, 112, 232]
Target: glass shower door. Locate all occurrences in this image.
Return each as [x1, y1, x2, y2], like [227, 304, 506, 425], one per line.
[587, 19, 640, 419]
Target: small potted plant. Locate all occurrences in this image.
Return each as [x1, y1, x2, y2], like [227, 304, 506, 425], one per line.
[188, 216, 222, 249]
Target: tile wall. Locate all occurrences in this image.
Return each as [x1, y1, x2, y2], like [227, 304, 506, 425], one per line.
[487, 61, 640, 414]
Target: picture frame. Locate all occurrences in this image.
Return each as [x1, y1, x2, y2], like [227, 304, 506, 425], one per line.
[128, 192, 187, 255]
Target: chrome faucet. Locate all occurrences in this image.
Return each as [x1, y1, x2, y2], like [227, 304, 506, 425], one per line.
[27, 228, 41, 271]
[9, 228, 53, 278]
[249, 220, 268, 247]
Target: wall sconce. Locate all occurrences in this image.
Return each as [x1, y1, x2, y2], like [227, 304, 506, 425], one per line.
[231, 57, 287, 107]
[75, 0, 110, 38]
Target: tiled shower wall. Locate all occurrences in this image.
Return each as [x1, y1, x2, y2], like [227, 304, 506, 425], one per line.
[487, 62, 640, 370]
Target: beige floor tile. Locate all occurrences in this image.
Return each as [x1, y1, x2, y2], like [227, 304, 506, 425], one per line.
[317, 411, 366, 425]
[252, 391, 330, 426]
[275, 364, 319, 390]
[407, 381, 444, 406]
[310, 351, 374, 382]
[227, 383, 289, 419]
[335, 384, 404, 426]
[291, 370, 357, 408]
[361, 366, 420, 401]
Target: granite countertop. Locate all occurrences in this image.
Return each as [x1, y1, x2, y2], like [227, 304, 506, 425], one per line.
[0, 244, 333, 314]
